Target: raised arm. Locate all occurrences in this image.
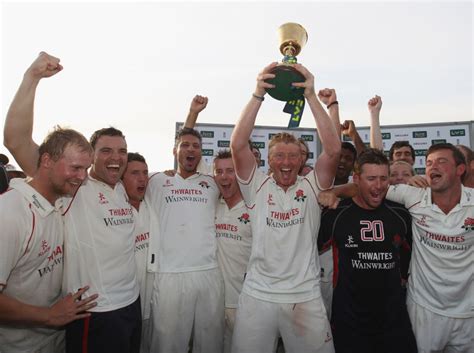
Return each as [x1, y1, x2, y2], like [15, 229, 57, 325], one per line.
[341, 120, 366, 155]
[318, 88, 341, 137]
[184, 95, 208, 129]
[3, 52, 63, 176]
[368, 95, 383, 151]
[231, 62, 277, 180]
[292, 64, 341, 189]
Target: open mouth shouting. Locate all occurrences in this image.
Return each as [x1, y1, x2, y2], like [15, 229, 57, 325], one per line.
[107, 163, 122, 175]
[429, 171, 442, 185]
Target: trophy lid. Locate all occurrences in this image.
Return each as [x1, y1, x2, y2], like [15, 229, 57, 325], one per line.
[278, 23, 308, 57]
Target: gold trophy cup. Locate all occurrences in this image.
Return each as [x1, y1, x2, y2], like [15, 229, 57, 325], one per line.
[265, 23, 308, 102]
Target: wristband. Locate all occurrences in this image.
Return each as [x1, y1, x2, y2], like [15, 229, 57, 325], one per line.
[252, 93, 265, 102]
[327, 100, 338, 109]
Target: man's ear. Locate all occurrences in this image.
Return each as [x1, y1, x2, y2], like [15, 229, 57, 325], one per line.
[456, 163, 466, 178]
[352, 173, 360, 185]
[40, 153, 53, 169]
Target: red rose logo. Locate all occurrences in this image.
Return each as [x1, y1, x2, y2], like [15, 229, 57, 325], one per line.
[464, 217, 474, 226]
[238, 213, 250, 224]
[294, 189, 307, 202]
[462, 217, 474, 230]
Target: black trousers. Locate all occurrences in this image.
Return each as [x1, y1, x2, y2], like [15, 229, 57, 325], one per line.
[333, 323, 418, 353]
[66, 297, 142, 353]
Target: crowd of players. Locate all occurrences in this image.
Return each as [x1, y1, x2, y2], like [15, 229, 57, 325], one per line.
[0, 52, 472, 353]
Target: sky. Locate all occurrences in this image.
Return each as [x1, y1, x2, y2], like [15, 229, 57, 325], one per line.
[1, 0, 472, 172]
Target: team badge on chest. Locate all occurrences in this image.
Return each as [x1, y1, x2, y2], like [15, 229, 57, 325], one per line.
[294, 189, 307, 202]
[238, 213, 250, 224]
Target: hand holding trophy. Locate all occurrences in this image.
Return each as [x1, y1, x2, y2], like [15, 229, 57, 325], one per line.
[265, 23, 309, 128]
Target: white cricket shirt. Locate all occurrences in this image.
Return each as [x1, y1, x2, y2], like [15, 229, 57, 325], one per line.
[62, 176, 139, 312]
[387, 184, 474, 318]
[0, 179, 64, 351]
[146, 172, 219, 273]
[237, 166, 323, 303]
[132, 200, 154, 320]
[216, 198, 252, 308]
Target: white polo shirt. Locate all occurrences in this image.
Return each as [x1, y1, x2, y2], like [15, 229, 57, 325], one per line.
[237, 167, 323, 303]
[216, 198, 252, 308]
[62, 176, 139, 312]
[146, 172, 219, 273]
[386, 184, 474, 318]
[0, 179, 64, 351]
[133, 200, 154, 320]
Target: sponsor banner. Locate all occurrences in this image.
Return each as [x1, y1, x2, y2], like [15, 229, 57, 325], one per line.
[176, 122, 472, 175]
[356, 124, 471, 173]
[176, 123, 319, 173]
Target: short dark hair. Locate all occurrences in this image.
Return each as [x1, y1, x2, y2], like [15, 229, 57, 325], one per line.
[341, 142, 357, 160]
[175, 128, 202, 147]
[427, 143, 466, 166]
[90, 127, 125, 149]
[354, 148, 389, 174]
[389, 141, 415, 161]
[427, 143, 466, 181]
[127, 152, 147, 164]
[214, 149, 232, 161]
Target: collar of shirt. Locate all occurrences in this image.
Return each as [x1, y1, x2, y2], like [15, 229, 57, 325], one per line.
[9, 178, 58, 216]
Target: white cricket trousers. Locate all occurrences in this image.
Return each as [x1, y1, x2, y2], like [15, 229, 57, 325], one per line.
[407, 297, 474, 353]
[149, 268, 224, 353]
[231, 292, 335, 353]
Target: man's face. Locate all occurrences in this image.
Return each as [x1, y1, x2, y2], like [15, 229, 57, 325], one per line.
[389, 163, 413, 185]
[392, 146, 414, 165]
[174, 134, 202, 176]
[268, 142, 302, 190]
[457, 146, 474, 176]
[353, 163, 389, 209]
[252, 147, 262, 167]
[122, 161, 149, 205]
[91, 135, 128, 187]
[48, 144, 92, 197]
[336, 148, 355, 181]
[425, 149, 465, 193]
[214, 158, 240, 201]
[300, 142, 309, 163]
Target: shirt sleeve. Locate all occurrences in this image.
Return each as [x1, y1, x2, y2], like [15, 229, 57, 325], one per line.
[0, 200, 30, 290]
[318, 208, 335, 254]
[236, 165, 267, 206]
[399, 208, 413, 281]
[145, 173, 163, 207]
[386, 184, 425, 208]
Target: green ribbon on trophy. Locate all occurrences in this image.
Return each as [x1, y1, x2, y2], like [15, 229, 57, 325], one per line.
[265, 23, 308, 129]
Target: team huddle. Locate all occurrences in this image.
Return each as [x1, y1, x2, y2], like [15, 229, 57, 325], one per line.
[0, 52, 472, 353]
